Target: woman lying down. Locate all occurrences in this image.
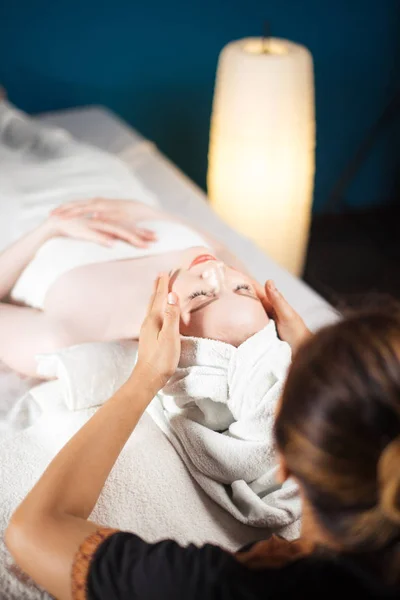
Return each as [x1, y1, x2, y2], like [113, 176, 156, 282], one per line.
[0, 197, 307, 378]
[1, 198, 309, 527]
[0, 101, 309, 530]
[0, 98, 307, 378]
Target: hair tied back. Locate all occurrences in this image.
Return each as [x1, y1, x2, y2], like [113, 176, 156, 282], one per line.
[379, 436, 400, 524]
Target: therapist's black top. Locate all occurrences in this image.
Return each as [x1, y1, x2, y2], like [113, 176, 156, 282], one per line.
[72, 528, 400, 600]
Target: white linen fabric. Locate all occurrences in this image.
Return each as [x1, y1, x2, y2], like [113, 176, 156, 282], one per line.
[36, 340, 138, 411]
[0, 100, 159, 252]
[0, 393, 276, 600]
[35, 321, 300, 530]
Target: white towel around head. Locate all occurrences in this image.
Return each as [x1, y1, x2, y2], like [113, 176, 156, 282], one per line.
[147, 320, 301, 531]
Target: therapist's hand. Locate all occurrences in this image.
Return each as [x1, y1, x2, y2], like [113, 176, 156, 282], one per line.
[134, 273, 181, 393]
[256, 280, 312, 353]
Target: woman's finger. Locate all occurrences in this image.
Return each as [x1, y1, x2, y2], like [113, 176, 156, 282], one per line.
[58, 205, 109, 219]
[52, 199, 97, 215]
[52, 198, 108, 218]
[66, 208, 122, 224]
[137, 228, 158, 241]
[89, 221, 149, 248]
[78, 229, 115, 247]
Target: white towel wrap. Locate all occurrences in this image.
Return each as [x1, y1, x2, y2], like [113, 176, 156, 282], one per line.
[148, 320, 301, 528]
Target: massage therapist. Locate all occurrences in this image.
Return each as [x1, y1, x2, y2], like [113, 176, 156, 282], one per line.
[6, 274, 400, 599]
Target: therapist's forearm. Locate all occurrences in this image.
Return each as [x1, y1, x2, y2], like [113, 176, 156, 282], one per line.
[0, 220, 55, 300]
[14, 367, 157, 521]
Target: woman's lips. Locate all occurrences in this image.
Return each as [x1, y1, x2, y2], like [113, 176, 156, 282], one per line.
[189, 254, 217, 269]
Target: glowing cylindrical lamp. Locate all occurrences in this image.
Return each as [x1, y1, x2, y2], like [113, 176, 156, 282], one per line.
[208, 38, 315, 276]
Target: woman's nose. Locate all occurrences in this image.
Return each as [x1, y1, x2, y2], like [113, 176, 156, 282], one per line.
[201, 262, 225, 291]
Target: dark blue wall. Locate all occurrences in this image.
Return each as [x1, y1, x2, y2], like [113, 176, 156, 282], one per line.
[1, 1, 399, 212]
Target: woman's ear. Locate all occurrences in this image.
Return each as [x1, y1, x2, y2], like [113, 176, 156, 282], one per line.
[276, 453, 290, 484]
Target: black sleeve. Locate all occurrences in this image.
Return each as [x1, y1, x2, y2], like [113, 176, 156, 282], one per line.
[83, 531, 384, 600]
[87, 531, 239, 600]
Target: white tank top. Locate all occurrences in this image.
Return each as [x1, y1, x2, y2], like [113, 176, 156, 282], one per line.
[11, 219, 210, 309]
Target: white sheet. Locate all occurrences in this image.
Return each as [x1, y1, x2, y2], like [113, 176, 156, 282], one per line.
[0, 391, 274, 600]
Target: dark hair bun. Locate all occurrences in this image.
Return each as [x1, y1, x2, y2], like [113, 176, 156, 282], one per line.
[379, 437, 400, 524]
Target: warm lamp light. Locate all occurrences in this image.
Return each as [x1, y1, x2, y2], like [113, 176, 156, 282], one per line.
[208, 38, 315, 276]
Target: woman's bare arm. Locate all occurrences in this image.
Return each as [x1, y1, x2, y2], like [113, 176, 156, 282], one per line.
[0, 214, 159, 302]
[0, 221, 55, 301]
[5, 275, 181, 600]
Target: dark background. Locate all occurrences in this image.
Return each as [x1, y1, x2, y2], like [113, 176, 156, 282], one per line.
[1, 0, 399, 303]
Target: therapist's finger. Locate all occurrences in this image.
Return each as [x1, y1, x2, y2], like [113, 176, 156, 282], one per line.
[161, 292, 180, 337]
[145, 277, 160, 317]
[265, 281, 292, 322]
[146, 273, 169, 318]
[254, 281, 273, 316]
[150, 273, 169, 316]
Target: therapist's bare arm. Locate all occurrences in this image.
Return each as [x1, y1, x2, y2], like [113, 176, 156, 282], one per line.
[5, 274, 181, 600]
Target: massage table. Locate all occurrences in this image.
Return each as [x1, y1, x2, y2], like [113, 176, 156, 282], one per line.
[0, 105, 337, 599]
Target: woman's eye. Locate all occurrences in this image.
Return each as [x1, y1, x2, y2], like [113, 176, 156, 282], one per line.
[235, 284, 252, 292]
[188, 290, 211, 300]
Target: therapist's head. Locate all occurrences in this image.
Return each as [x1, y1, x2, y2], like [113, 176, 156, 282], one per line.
[275, 305, 400, 581]
[170, 247, 269, 346]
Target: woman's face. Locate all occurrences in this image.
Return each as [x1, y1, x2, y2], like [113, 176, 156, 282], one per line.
[170, 247, 269, 346]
